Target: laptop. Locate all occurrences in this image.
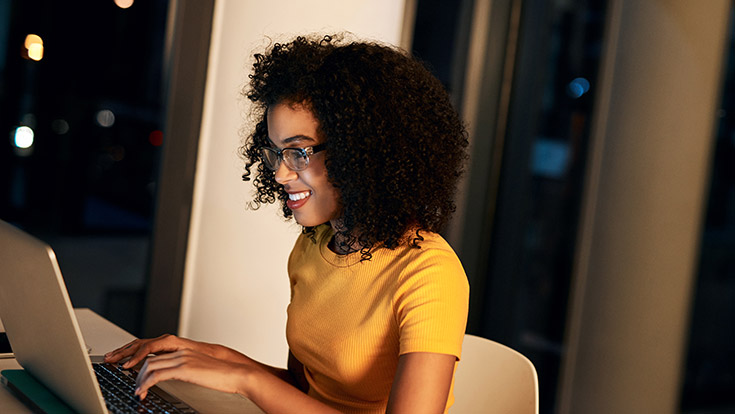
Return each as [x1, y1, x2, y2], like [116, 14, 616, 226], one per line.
[0, 219, 197, 413]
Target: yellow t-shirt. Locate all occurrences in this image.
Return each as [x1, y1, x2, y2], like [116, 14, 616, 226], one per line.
[286, 225, 469, 414]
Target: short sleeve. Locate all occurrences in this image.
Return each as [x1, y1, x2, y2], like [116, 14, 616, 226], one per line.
[394, 245, 470, 359]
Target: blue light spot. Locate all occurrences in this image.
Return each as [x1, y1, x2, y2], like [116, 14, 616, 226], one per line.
[567, 77, 590, 99]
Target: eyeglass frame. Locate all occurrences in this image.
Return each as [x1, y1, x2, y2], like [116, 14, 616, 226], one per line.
[259, 143, 327, 171]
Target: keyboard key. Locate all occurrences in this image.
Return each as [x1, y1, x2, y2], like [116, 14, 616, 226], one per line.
[93, 363, 198, 413]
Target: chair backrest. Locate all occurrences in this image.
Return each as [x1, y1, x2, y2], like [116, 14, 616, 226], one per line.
[451, 334, 539, 414]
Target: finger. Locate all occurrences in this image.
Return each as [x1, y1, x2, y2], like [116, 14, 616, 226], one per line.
[104, 340, 141, 362]
[135, 361, 186, 399]
[141, 350, 187, 365]
[135, 350, 200, 391]
[106, 340, 138, 357]
[135, 351, 184, 384]
[122, 335, 178, 368]
[122, 347, 155, 369]
[135, 388, 147, 401]
[135, 353, 182, 380]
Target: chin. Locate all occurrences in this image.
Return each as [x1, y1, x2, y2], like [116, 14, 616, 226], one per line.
[293, 213, 331, 228]
[293, 213, 318, 228]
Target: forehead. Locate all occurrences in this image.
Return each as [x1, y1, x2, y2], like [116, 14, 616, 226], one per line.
[266, 102, 320, 146]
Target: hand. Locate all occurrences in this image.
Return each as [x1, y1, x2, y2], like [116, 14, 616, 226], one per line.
[133, 349, 250, 400]
[104, 334, 207, 369]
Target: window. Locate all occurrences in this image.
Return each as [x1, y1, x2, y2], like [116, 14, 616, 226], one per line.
[0, 0, 170, 335]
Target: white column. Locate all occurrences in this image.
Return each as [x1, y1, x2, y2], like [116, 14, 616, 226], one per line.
[559, 1, 731, 412]
[179, 0, 407, 368]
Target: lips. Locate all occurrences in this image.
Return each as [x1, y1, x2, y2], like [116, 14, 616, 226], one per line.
[287, 190, 312, 210]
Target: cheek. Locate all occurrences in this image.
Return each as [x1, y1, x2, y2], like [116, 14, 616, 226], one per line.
[302, 162, 340, 215]
[315, 178, 337, 204]
[317, 178, 340, 214]
[325, 187, 340, 212]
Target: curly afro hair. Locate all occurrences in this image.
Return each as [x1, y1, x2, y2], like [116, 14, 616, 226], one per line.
[241, 34, 468, 259]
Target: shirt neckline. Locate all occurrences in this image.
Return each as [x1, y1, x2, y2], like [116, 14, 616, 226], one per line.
[316, 225, 363, 268]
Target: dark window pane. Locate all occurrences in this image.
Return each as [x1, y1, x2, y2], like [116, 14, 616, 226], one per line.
[0, 0, 169, 335]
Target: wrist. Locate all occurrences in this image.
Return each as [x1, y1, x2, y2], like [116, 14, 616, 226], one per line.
[235, 362, 261, 399]
[196, 341, 223, 358]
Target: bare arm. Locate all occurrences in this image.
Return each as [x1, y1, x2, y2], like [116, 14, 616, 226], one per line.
[132, 349, 341, 414]
[134, 351, 454, 414]
[104, 334, 297, 387]
[106, 335, 336, 413]
[386, 352, 457, 414]
[108, 336, 457, 414]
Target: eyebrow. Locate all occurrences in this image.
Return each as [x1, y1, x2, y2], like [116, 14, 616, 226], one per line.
[269, 134, 317, 147]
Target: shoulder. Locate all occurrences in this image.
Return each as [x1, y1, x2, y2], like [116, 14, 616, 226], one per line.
[393, 231, 469, 294]
[403, 232, 465, 275]
[391, 233, 469, 357]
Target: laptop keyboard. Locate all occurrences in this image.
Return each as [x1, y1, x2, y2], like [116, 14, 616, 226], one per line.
[93, 363, 198, 414]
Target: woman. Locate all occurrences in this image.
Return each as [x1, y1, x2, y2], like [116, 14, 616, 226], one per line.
[105, 34, 469, 414]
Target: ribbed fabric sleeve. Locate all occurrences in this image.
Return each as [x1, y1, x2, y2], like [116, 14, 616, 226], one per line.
[286, 225, 469, 414]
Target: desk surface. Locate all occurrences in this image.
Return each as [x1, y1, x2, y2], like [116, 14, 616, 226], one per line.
[0, 308, 264, 414]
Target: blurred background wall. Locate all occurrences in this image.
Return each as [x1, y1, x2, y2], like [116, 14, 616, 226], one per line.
[0, 0, 733, 412]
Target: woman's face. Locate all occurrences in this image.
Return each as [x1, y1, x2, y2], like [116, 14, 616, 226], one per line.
[266, 101, 341, 228]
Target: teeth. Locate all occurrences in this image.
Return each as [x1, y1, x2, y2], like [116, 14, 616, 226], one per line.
[289, 191, 311, 201]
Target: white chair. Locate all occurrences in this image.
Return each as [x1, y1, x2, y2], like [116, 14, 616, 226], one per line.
[451, 334, 539, 414]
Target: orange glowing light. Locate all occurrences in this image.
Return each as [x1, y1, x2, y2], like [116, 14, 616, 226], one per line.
[114, 0, 134, 9]
[24, 34, 43, 49]
[24, 34, 44, 61]
[28, 43, 44, 61]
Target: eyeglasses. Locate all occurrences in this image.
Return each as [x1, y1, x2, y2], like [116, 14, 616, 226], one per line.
[259, 143, 327, 171]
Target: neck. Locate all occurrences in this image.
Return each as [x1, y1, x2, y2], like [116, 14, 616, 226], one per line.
[328, 220, 360, 255]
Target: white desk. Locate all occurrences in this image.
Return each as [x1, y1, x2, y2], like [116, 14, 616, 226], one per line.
[0, 309, 264, 414]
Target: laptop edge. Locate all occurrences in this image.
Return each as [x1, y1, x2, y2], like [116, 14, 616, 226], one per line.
[0, 219, 108, 413]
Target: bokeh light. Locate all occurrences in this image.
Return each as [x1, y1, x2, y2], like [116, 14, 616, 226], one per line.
[52, 119, 70, 135]
[566, 77, 591, 99]
[28, 43, 44, 61]
[96, 109, 116, 127]
[24, 34, 42, 49]
[24, 34, 44, 61]
[114, 0, 134, 9]
[148, 130, 163, 146]
[13, 126, 34, 149]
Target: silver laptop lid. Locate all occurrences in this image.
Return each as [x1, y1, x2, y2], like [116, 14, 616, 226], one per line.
[0, 219, 108, 414]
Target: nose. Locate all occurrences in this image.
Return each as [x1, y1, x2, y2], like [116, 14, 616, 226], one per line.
[274, 160, 297, 185]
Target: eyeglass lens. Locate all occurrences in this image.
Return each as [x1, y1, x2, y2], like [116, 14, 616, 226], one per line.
[260, 148, 308, 171]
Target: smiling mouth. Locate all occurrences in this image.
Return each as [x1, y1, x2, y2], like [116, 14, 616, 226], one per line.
[288, 191, 311, 201]
[287, 190, 312, 210]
